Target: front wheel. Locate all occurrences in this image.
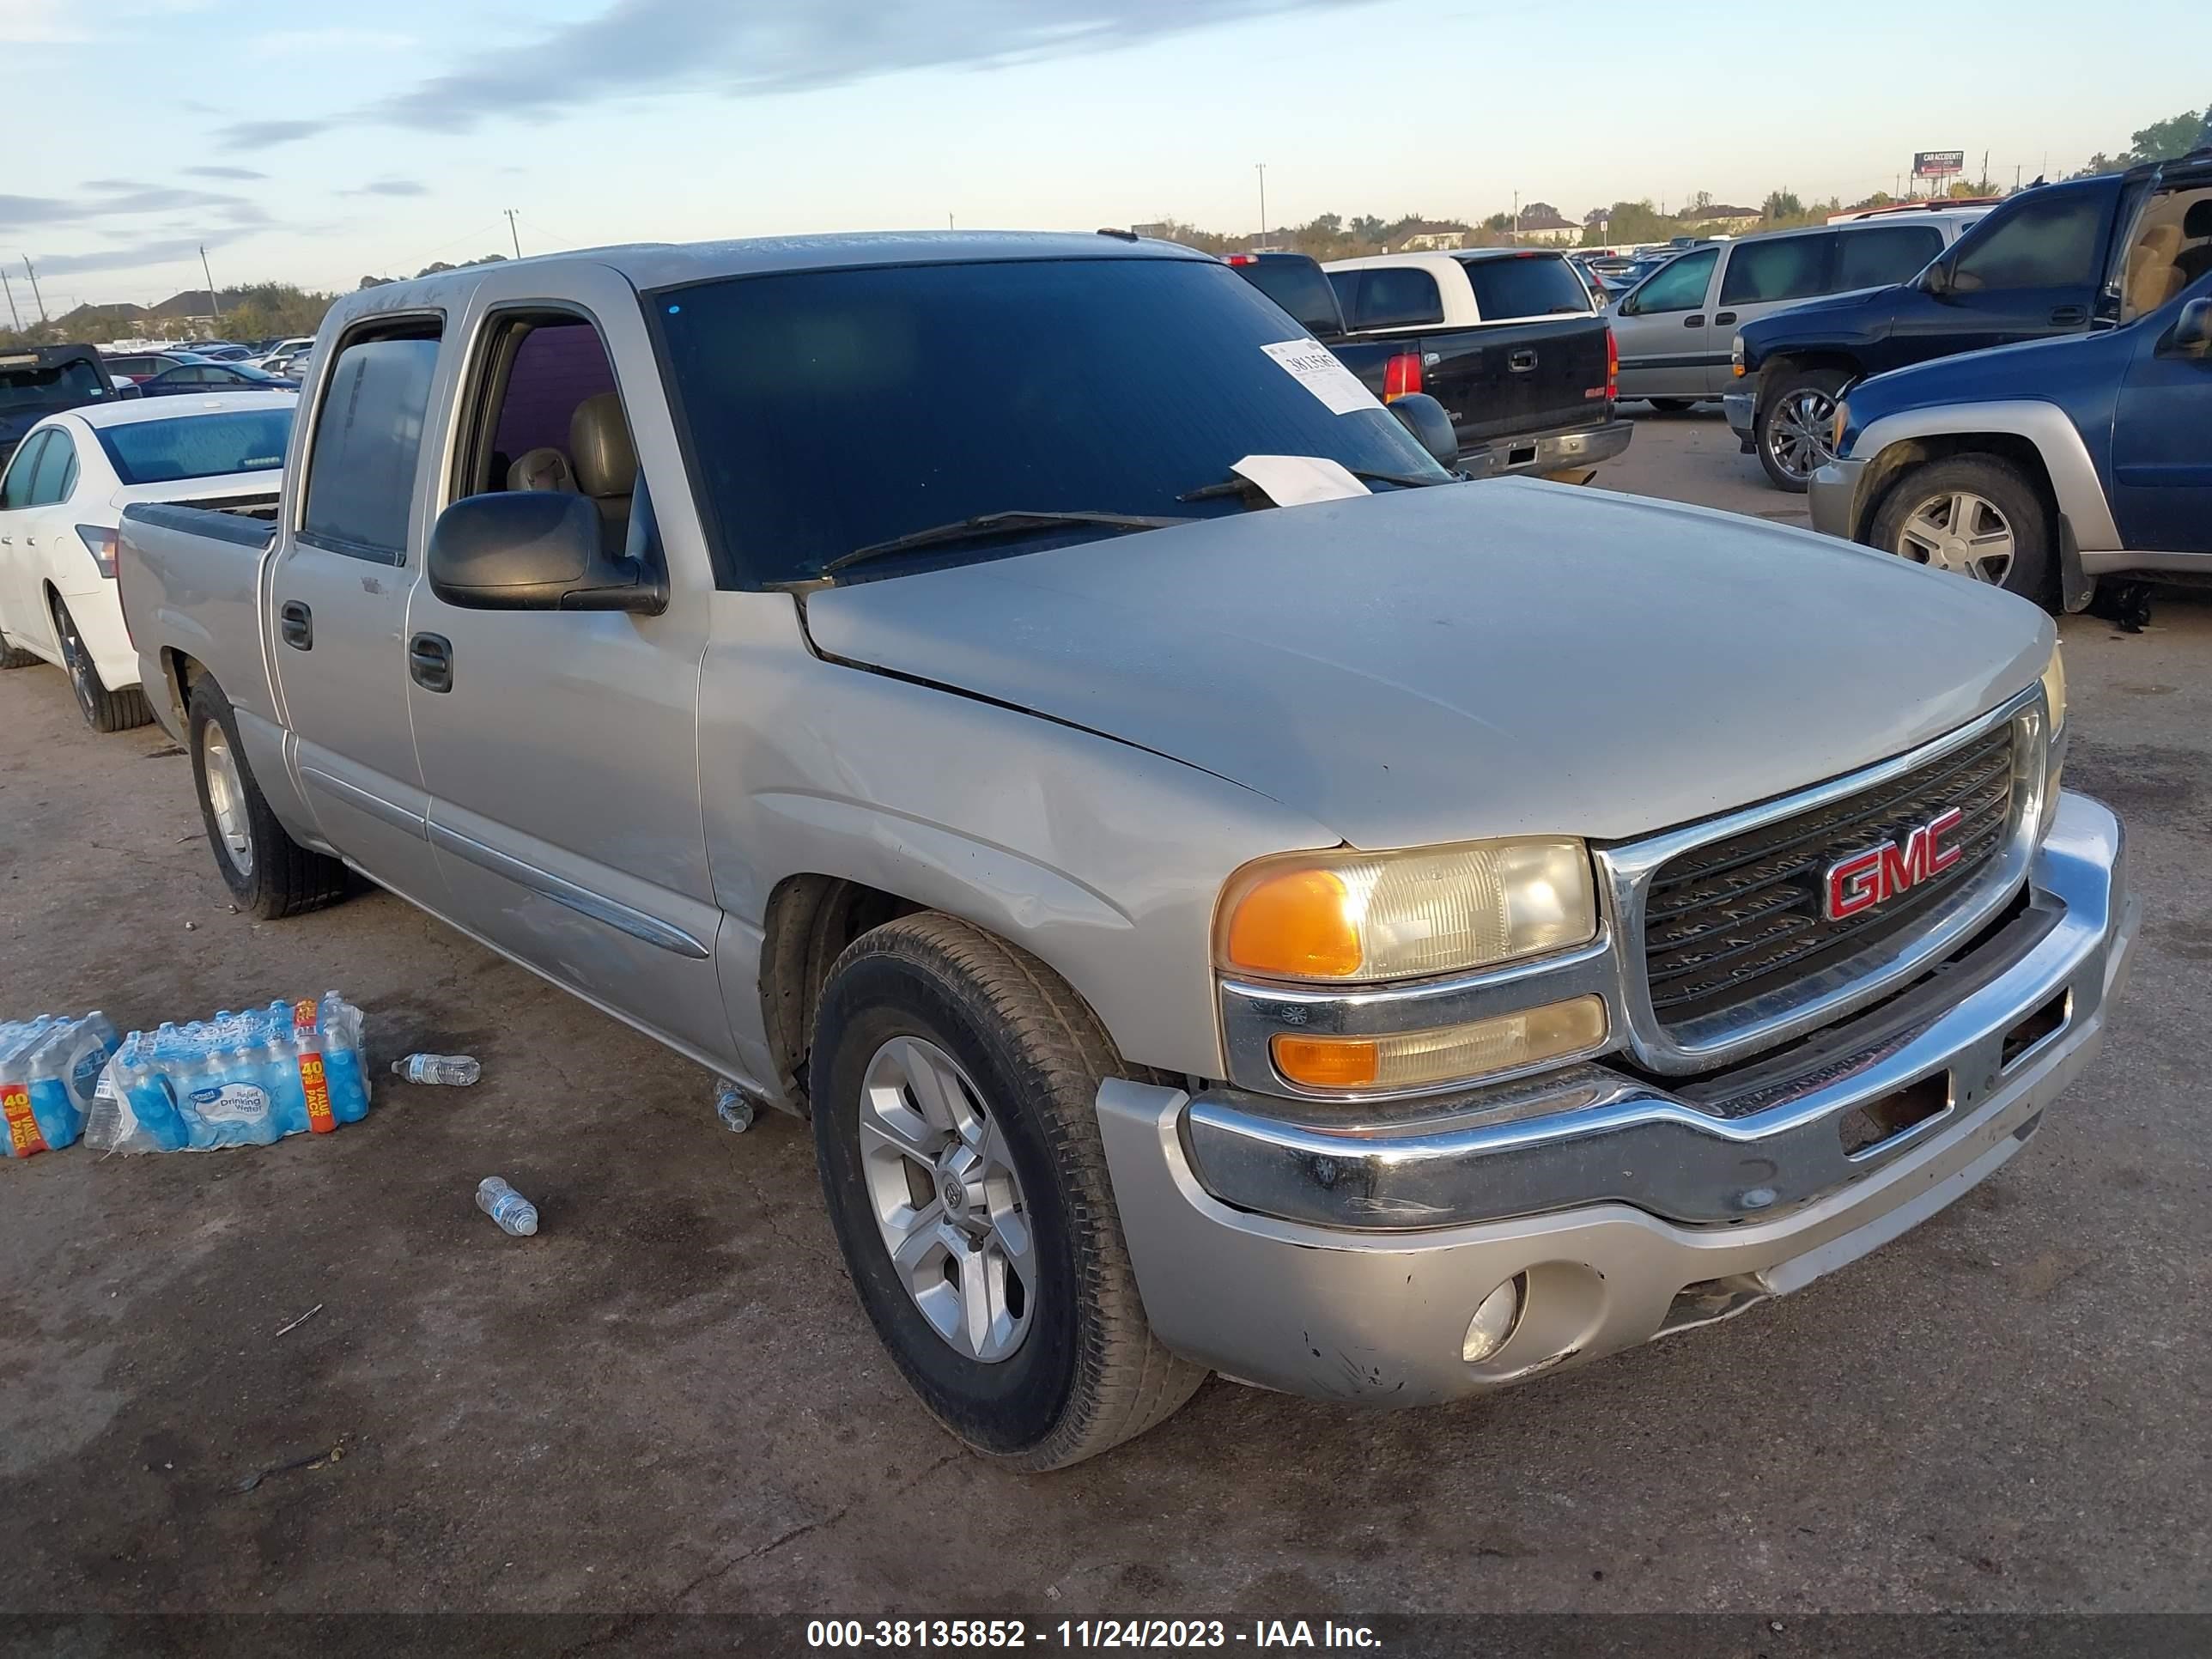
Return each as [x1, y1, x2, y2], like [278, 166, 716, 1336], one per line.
[1867, 456, 2054, 605]
[0, 638, 37, 669]
[187, 677, 349, 918]
[811, 914, 1205, 1470]
[1755, 367, 1851, 492]
[50, 597, 150, 732]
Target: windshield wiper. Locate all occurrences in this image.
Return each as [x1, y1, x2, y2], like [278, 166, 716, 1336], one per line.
[1176, 467, 1449, 504]
[819, 510, 1193, 579]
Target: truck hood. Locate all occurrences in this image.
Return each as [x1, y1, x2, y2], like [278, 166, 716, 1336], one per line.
[803, 480, 2051, 848]
[1745, 284, 1901, 345]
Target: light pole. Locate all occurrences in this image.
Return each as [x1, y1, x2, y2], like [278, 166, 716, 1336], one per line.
[199, 246, 222, 325]
[1, 269, 19, 333]
[504, 209, 522, 258]
[1255, 162, 1267, 243]
[24, 258, 47, 325]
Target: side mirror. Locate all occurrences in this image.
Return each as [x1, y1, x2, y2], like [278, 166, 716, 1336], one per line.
[1388, 392, 1459, 469]
[427, 489, 667, 613]
[2167, 296, 2212, 358]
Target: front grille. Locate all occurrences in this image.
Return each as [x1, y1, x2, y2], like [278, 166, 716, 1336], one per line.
[1643, 723, 2016, 1033]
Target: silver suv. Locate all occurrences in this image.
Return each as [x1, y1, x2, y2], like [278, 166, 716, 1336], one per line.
[1611, 211, 1989, 410]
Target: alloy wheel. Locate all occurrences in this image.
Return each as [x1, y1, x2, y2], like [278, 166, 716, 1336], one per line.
[856, 1035, 1036, 1364]
[200, 724, 255, 879]
[1893, 491, 2017, 586]
[1765, 387, 1840, 483]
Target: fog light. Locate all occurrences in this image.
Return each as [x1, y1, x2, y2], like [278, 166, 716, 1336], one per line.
[1269, 996, 1607, 1093]
[1462, 1277, 1524, 1364]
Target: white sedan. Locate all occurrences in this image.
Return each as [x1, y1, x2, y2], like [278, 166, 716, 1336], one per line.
[0, 393, 293, 732]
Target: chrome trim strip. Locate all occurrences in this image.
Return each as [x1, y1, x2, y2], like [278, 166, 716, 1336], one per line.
[1218, 932, 1621, 1101]
[427, 821, 712, 959]
[1182, 794, 2126, 1232]
[1598, 684, 2048, 1075]
[299, 764, 428, 841]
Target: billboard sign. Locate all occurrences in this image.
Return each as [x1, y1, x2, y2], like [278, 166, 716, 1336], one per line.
[1913, 150, 1966, 179]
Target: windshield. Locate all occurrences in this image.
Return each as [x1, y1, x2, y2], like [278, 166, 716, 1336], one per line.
[94, 407, 293, 485]
[653, 256, 1443, 586]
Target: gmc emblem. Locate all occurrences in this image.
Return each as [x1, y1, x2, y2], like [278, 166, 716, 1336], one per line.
[1824, 807, 1965, 920]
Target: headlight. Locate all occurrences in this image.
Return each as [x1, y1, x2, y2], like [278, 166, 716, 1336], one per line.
[1831, 401, 1851, 452]
[1730, 333, 1747, 371]
[1217, 839, 1598, 983]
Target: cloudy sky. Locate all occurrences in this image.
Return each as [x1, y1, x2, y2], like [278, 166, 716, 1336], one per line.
[3, 0, 2202, 312]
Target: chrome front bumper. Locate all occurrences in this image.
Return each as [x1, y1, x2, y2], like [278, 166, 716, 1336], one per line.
[1723, 389, 1756, 444]
[1097, 792, 2135, 1405]
[1808, 454, 1869, 540]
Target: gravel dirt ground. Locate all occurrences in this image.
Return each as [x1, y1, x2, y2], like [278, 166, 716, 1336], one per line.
[1, 411, 2206, 1626]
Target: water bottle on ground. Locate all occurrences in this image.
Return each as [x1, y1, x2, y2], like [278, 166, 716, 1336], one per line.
[714, 1078, 756, 1134]
[476, 1176, 539, 1237]
[392, 1054, 481, 1086]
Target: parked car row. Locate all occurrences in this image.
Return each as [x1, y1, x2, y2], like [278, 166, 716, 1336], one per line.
[76, 231, 2127, 1472]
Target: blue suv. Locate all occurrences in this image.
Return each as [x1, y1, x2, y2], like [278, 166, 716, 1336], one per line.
[1808, 155, 2212, 609]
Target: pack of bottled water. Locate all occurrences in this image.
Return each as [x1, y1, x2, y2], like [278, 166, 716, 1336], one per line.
[0, 1012, 120, 1158]
[88, 993, 372, 1155]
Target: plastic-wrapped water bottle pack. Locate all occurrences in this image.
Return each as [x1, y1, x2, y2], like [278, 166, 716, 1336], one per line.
[1, 1013, 122, 1158]
[87, 993, 372, 1155]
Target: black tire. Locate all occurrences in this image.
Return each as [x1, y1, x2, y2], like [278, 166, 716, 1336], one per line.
[49, 596, 151, 732]
[0, 639, 37, 669]
[186, 676, 348, 919]
[811, 913, 1205, 1470]
[1867, 455, 2055, 607]
[1647, 398, 1697, 414]
[1755, 366, 1852, 493]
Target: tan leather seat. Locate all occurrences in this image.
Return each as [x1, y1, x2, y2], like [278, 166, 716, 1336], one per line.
[2172, 198, 2212, 293]
[2127, 224, 2186, 317]
[569, 392, 635, 548]
[507, 447, 577, 493]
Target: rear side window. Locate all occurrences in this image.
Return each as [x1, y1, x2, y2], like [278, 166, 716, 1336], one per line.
[300, 325, 442, 563]
[0, 431, 47, 507]
[1234, 258, 1344, 337]
[2117, 185, 2212, 323]
[1456, 254, 1592, 319]
[1833, 225, 1945, 290]
[1951, 193, 2107, 293]
[1346, 267, 1445, 329]
[1720, 234, 1838, 305]
[28, 429, 76, 505]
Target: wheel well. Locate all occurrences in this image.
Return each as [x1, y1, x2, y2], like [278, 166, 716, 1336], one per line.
[1856, 433, 2060, 545]
[161, 649, 208, 729]
[759, 875, 927, 1111]
[1759, 352, 1863, 408]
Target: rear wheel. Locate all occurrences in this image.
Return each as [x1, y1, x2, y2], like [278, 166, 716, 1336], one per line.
[1868, 455, 2054, 606]
[811, 913, 1205, 1470]
[50, 596, 150, 732]
[1755, 367, 1851, 492]
[187, 677, 348, 918]
[0, 641, 37, 669]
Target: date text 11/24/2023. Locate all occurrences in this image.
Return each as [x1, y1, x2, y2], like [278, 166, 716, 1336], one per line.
[805, 1620, 1384, 1649]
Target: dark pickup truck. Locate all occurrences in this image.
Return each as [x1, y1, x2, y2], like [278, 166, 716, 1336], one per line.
[1227, 250, 1629, 479]
[1729, 143, 2212, 489]
[0, 344, 125, 471]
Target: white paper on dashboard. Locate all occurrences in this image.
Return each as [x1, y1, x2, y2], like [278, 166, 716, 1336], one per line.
[1260, 337, 1384, 416]
[1229, 453, 1374, 507]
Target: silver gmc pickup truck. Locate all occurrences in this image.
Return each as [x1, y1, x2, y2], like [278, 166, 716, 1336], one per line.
[117, 232, 2136, 1471]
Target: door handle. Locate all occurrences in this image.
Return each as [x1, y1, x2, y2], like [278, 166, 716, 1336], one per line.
[278, 599, 313, 650]
[1714, 311, 1738, 326]
[2050, 304, 2087, 325]
[408, 632, 453, 694]
[1507, 348, 1539, 373]
[1684, 314, 1706, 328]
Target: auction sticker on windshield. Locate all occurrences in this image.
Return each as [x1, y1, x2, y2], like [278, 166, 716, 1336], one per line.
[1261, 338, 1382, 416]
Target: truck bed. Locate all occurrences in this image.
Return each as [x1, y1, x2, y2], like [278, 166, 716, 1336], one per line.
[117, 502, 279, 748]
[1334, 313, 1614, 451]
